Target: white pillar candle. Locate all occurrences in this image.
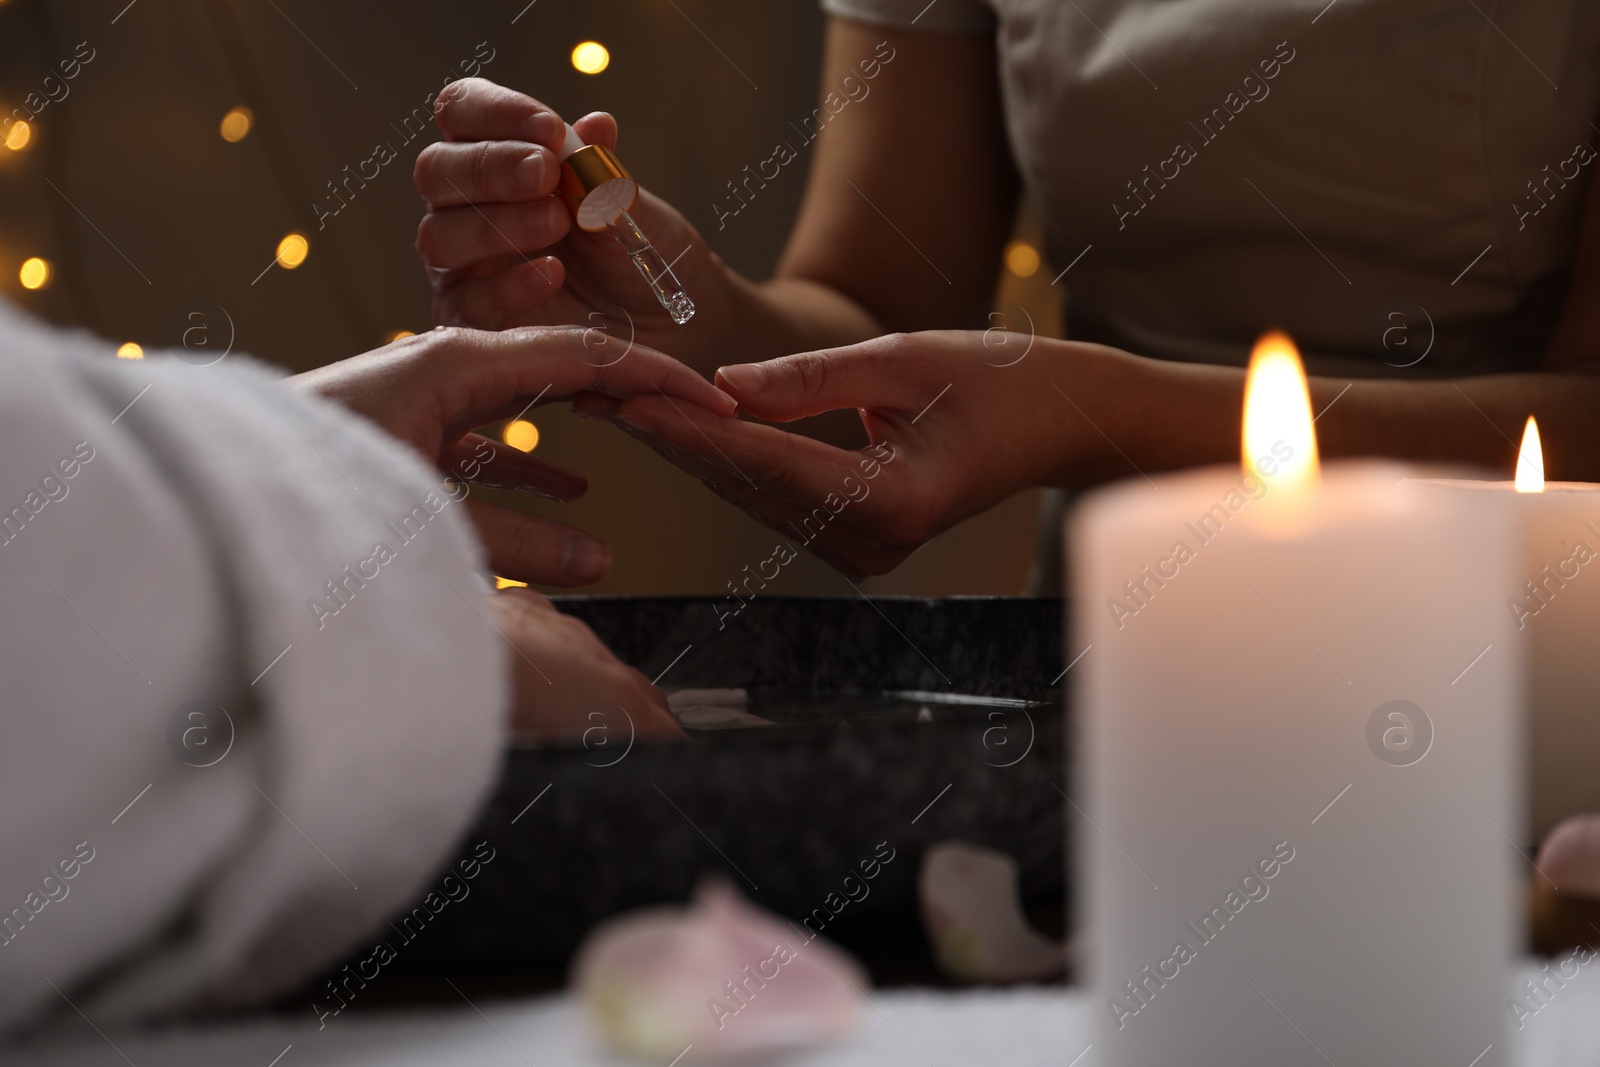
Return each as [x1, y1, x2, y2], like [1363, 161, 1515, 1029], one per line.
[1412, 419, 1600, 841]
[1073, 335, 1523, 1066]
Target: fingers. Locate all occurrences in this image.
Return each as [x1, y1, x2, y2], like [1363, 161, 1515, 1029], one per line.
[434, 78, 567, 147]
[494, 585, 554, 612]
[713, 335, 914, 423]
[570, 390, 620, 419]
[492, 589, 684, 742]
[443, 434, 588, 501]
[430, 327, 737, 432]
[417, 197, 570, 270]
[595, 395, 913, 575]
[414, 141, 559, 209]
[466, 499, 612, 586]
[608, 395, 883, 507]
[624, 681, 682, 740]
[433, 258, 565, 329]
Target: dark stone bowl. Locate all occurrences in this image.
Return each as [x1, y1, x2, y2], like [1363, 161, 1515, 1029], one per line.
[388, 595, 1072, 979]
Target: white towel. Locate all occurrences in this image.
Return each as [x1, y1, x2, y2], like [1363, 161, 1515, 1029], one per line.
[0, 301, 506, 1034]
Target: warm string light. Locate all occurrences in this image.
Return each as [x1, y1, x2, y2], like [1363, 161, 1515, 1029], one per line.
[1515, 415, 1545, 493]
[1004, 240, 1040, 278]
[116, 342, 144, 360]
[504, 420, 540, 452]
[275, 233, 309, 269]
[571, 41, 610, 74]
[18, 257, 50, 290]
[5, 120, 30, 151]
[219, 106, 253, 143]
[1241, 330, 1319, 497]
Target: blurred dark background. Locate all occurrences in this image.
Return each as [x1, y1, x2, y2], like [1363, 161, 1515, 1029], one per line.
[0, 0, 1056, 596]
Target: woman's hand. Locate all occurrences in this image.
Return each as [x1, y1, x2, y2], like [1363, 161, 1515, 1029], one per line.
[575, 331, 1128, 578]
[490, 587, 681, 742]
[290, 325, 735, 586]
[412, 79, 738, 369]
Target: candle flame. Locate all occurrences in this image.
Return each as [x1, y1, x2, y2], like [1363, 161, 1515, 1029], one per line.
[1242, 331, 1319, 495]
[1515, 416, 1544, 493]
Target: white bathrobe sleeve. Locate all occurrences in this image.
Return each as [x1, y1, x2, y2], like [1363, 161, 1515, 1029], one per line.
[0, 302, 508, 1033]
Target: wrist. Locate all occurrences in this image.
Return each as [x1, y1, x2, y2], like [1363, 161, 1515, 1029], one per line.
[1028, 339, 1140, 490]
[1032, 342, 1244, 490]
[721, 272, 809, 364]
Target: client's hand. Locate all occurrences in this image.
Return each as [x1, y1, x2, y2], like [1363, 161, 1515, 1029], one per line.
[291, 325, 735, 586]
[411, 78, 736, 367]
[490, 587, 680, 742]
[576, 332, 1107, 578]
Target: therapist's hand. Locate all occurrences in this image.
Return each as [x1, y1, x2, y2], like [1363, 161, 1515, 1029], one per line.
[290, 325, 736, 586]
[575, 332, 1108, 578]
[491, 587, 681, 742]
[412, 79, 736, 367]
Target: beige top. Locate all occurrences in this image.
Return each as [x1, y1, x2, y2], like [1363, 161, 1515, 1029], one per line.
[822, 0, 1600, 377]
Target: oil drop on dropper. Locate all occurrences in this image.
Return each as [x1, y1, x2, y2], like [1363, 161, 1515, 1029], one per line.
[555, 124, 695, 325]
[605, 210, 695, 325]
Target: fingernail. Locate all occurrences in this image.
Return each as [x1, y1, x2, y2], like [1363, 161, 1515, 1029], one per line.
[563, 537, 610, 583]
[516, 483, 565, 502]
[529, 255, 557, 289]
[717, 363, 766, 394]
[527, 111, 565, 147]
[515, 149, 545, 189]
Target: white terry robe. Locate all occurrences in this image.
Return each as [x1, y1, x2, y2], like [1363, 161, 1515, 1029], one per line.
[0, 301, 507, 1034]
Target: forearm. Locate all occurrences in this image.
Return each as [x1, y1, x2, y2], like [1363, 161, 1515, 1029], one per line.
[1316, 371, 1600, 478]
[1046, 342, 1600, 487]
[696, 18, 1012, 371]
[719, 273, 884, 364]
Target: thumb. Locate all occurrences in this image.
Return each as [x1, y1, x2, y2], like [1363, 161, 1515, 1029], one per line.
[571, 111, 618, 151]
[713, 341, 909, 423]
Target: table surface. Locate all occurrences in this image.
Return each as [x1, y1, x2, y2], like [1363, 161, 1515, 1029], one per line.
[5, 961, 1599, 1066]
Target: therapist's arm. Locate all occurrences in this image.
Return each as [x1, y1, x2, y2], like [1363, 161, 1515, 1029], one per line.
[743, 17, 1020, 346]
[580, 158, 1600, 578]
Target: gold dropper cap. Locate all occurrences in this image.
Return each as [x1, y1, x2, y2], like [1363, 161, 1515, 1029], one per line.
[559, 144, 639, 232]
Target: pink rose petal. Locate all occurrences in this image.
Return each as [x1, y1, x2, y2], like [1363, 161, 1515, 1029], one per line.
[1536, 814, 1600, 900]
[919, 841, 1065, 984]
[573, 880, 867, 1059]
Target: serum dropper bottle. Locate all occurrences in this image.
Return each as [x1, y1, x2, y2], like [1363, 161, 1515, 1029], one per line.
[554, 124, 695, 325]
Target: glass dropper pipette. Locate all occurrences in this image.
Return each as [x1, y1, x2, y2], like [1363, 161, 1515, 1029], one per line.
[556, 125, 695, 325]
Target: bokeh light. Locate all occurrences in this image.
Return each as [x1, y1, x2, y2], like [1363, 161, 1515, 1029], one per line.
[275, 233, 309, 269]
[1004, 240, 1040, 278]
[19, 257, 50, 290]
[571, 41, 610, 75]
[385, 330, 416, 344]
[494, 577, 528, 590]
[219, 106, 254, 143]
[504, 419, 540, 452]
[116, 342, 144, 360]
[5, 121, 31, 151]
